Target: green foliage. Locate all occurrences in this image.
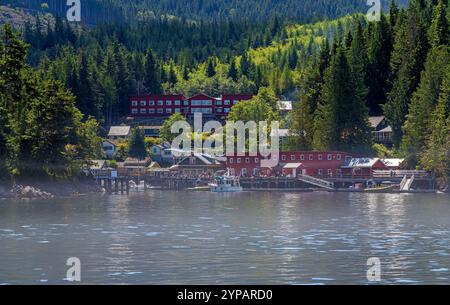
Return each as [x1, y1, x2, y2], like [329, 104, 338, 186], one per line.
[128, 128, 147, 160]
[160, 113, 187, 143]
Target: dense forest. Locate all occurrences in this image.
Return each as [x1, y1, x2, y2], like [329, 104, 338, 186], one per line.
[3, 0, 409, 24]
[1, 0, 449, 186]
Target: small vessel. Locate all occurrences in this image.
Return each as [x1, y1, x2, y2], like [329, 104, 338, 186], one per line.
[129, 180, 146, 192]
[209, 171, 243, 193]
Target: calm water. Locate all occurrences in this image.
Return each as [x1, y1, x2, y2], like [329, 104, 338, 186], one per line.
[0, 191, 449, 285]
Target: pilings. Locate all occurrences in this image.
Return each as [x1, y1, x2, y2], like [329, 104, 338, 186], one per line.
[97, 177, 130, 195]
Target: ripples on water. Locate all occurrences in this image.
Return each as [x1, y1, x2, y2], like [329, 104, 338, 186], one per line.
[0, 191, 449, 284]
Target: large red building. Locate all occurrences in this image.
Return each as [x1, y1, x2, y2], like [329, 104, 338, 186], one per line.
[226, 151, 360, 178]
[129, 93, 254, 118]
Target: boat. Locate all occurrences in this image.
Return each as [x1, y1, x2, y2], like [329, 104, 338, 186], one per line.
[209, 171, 243, 193]
[364, 184, 397, 193]
[129, 180, 146, 192]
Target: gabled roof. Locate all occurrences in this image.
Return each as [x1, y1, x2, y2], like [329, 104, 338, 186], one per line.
[369, 116, 386, 129]
[342, 158, 385, 168]
[283, 163, 303, 169]
[382, 158, 404, 167]
[188, 93, 215, 100]
[271, 129, 290, 137]
[108, 126, 131, 137]
[177, 153, 221, 166]
[277, 101, 293, 111]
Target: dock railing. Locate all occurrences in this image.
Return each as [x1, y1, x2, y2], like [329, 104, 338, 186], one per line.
[372, 170, 430, 179]
[297, 174, 335, 190]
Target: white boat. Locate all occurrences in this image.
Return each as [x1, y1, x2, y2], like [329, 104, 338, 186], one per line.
[129, 180, 146, 192]
[209, 172, 243, 193]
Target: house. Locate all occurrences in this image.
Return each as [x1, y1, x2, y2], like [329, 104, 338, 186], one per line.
[277, 101, 293, 117]
[382, 158, 405, 170]
[117, 157, 152, 177]
[170, 153, 223, 176]
[341, 158, 388, 178]
[282, 163, 303, 177]
[369, 116, 393, 145]
[102, 140, 116, 158]
[227, 151, 358, 178]
[108, 126, 131, 141]
[129, 93, 253, 119]
[139, 126, 162, 138]
[150, 142, 175, 165]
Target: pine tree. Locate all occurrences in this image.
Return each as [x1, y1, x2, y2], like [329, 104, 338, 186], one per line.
[288, 48, 298, 70]
[144, 49, 161, 94]
[240, 52, 250, 77]
[401, 46, 449, 166]
[228, 59, 238, 81]
[128, 128, 147, 160]
[313, 46, 371, 152]
[428, 0, 449, 48]
[206, 58, 216, 77]
[384, 2, 429, 147]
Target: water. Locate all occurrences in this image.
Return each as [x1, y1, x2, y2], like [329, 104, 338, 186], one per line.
[0, 191, 449, 285]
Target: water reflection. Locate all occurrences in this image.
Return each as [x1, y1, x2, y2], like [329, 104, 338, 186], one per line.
[0, 192, 449, 284]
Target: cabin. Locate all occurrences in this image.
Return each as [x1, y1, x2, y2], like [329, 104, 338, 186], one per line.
[369, 116, 393, 145]
[102, 140, 116, 158]
[381, 158, 405, 170]
[108, 126, 131, 141]
[277, 101, 293, 118]
[341, 158, 388, 178]
[117, 157, 152, 177]
[170, 153, 223, 176]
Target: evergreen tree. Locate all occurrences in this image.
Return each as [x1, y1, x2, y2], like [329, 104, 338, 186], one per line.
[228, 59, 238, 81]
[428, 0, 449, 48]
[313, 46, 371, 152]
[401, 46, 449, 166]
[144, 49, 161, 94]
[240, 52, 250, 77]
[128, 128, 147, 160]
[384, 2, 429, 147]
[206, 58, 216, 77]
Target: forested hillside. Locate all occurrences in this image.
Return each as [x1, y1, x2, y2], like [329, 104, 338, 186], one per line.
[2, 0, 408, 24]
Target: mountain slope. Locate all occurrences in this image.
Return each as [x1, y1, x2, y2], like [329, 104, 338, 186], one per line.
[2, 0, 409, 25]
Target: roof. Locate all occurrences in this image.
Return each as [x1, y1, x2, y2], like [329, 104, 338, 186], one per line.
[277, 101, 293, 111]
[129, 94, 185, 100]
[382, 159, 404, 167]
[139, 126, 162, 130]
[271, 129, 290, 137]
[188, 93, 215, 100]
[369, 116, 386, 129]
[342, 158, 384, 168]
[379, 126, 393, 133]
[89, 160, 106, 170]
[102, 139, 116, 146]
[283, 163, 303, 169]
[108, 126, 131, 137]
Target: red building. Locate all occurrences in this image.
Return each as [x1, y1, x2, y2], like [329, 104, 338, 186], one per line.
[341, 158, 388, 178]
[129, 93, 254, 118]
[226, 151, 359, 178]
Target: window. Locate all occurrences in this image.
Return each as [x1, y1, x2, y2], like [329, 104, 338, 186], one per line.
[224, 108, 230, 113]
[234, 100, 239, 105]
[189, 157, 196, 165]
[149, 109, 155, 114]
[300, 154, 305, 161]
[318, 154, 323, 161]
[157, 100, 163, 106]
[216, 100, 222, 106]
[328, 169, 333, 176]
[337, 154, 342, 161]
[166, 100, 172, 106]
[131, 108, 138, 114]
[309, 154, 314, 161]
[140, 108, 147, 114]
[131, 100, 138, 106]
[241, 168, 247, 176]
[175, 100, 181, 106]
[175, 108, 181, 113]
[140, 100, 146, 106]
[291, 155, 296, 161]
[245, 158, 250, 164]
[229, 158, 234, 164]
[282, 155, 287, 161]
[328, 154, 333, 161]
[217, 108, 223, 113]
[255, 158, 259, 164]
[157, 109, 164, 114]
[166, 108, 172, 114]
[149, 100, 155, 106]
[318, 169, 323, 176]
[237, 158, 242, 164]
[224, 100, 231, 105]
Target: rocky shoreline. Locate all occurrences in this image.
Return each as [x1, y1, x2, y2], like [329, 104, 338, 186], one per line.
[0, 179, 104, 199]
